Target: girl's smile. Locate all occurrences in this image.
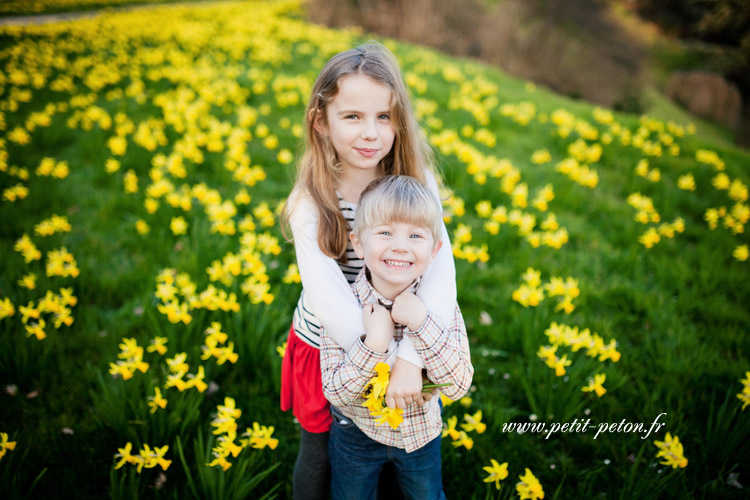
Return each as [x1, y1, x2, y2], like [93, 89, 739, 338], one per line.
[355, 147, 380, 157]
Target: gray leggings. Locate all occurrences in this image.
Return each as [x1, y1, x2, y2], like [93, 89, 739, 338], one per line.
[293, 428, 330, 500]
[293, 427, 406, 500]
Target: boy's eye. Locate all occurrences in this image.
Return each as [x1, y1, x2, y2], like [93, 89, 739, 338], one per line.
[379, 231, 391, 236]
[410, 234, 422, 239]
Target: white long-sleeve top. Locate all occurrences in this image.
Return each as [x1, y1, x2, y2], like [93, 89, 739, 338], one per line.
[287, 170, 457, 367]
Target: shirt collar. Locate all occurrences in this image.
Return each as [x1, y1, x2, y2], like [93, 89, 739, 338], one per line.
[354, 267, 421, 310]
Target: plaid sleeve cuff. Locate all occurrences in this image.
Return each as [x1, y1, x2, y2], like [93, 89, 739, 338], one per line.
[405, 312, 443, 351]
[347, 337, 390, 374]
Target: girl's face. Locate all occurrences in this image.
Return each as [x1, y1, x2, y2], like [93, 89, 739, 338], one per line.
[318, 74, 396, 178]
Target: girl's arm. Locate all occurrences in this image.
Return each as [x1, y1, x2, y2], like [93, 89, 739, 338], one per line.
[288, 189, 368, 351]
[414, 169, 457, 333]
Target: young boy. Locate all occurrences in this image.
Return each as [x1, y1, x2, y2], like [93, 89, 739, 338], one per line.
[320, 175, 473, 500]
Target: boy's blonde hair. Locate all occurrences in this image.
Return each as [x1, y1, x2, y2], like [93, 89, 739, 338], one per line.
[283, 42, 436, 262]
[353, 175, 442, 244]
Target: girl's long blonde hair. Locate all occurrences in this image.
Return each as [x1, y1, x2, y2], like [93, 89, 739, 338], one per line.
[284, 42, 435, 262]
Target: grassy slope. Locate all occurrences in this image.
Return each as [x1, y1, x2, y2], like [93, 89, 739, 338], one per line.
[0, 1, 749, 499]
[0, 0, 203, 17]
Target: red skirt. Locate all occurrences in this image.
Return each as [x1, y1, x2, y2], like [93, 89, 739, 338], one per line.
[280, 325, 332, 433]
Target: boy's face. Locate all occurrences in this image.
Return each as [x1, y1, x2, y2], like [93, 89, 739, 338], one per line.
[351, 220, 442, 300]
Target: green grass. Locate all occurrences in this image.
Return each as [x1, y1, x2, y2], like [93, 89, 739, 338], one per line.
[1, 0, 749, 499]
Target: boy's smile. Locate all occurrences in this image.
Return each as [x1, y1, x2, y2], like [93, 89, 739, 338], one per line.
[351, 221, 442, 301]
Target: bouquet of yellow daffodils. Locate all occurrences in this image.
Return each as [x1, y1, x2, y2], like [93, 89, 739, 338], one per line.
[361, 362, 450, 430]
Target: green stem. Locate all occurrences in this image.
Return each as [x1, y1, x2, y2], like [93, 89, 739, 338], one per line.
[422, 382, 452, 392]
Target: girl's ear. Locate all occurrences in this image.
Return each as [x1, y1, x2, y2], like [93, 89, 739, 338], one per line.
[350, 232, 365, 260]
[311, 108, 327, 136]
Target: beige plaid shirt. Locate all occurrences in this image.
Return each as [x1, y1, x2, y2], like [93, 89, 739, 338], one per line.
[320, 268, 473, 453]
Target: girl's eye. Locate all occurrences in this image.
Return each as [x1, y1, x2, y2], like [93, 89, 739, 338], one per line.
[379, 114, 390, 120]
[379, 231, 391, 236]
[345, 114, 358, 120]
[410, 234, 423, 239]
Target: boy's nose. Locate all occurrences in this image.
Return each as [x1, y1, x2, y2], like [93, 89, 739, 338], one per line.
[390, 237, 408, 251]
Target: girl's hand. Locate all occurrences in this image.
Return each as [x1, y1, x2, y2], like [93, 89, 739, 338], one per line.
[386, 357, 424, 409]
[362, 303, 393, 353]
[391, 291, 427, 332]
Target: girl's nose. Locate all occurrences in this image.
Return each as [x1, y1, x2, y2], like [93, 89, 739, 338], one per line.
[361, 119, 377, 140]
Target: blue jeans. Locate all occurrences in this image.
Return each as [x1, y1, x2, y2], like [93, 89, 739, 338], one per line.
[328, 407, 447, 500]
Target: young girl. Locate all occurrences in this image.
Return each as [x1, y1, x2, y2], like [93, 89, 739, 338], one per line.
[281, 43, 457, 499]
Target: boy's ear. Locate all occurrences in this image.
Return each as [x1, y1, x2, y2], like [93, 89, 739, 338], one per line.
[350, 232, 365, 260]
[430, 240, 443, 259]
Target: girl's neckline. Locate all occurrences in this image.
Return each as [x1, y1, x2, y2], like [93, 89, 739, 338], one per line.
[335, 191, 357, 207]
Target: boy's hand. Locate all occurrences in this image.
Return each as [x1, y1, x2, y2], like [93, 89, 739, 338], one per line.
[386, 357, 425, 409]
[421, 374, 438, 405]
[362, 303, 393, 353]
[391, 291, 427, 332]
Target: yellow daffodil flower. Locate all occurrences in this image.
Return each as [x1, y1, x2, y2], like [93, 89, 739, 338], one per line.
[734, 245, 749, 262]
[442, 416, 461, 440]
[276, 342, 287, 358]
[0, 298, 14, 321]
[582, 373, 607, 397]
[114, 442, 136, 469]
[516, 468, 544, 500]
[148, 387, 168, 413]
[450, 431, 473, 450]
[18, 273, 36, 290]
[483, 459, 508, 490]
[147, 337, 168, 355]
[461, 410, 486, 434]
[654, 433, 688, 469]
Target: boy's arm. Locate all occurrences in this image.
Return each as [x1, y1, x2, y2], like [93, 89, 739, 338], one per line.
[320, 321, 392, 408]
[392, 293, 473, 401]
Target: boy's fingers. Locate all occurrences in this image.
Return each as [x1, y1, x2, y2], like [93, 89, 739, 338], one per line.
[385, 394, 396, 409]
[387, 394, 407, 409]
